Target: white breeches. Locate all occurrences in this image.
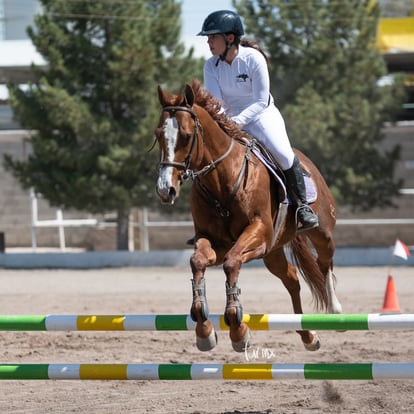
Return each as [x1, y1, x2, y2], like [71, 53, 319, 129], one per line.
[242, 105, 295, 170]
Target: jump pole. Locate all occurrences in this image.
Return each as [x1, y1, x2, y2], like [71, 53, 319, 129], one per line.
[0, 313, 413, 331]
[0, 363, 413, 380]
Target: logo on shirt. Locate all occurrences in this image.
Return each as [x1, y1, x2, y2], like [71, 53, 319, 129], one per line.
[236, 73, 249, 82]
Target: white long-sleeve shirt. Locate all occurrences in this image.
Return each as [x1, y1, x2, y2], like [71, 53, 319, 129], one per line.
[204, 45, 272, 128]
[203, 44, 295, 170]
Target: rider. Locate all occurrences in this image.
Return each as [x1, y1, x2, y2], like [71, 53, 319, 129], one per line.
[197, 10, 319, 232]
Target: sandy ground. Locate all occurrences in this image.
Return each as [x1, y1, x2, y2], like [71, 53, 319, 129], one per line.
[0, 265, 413, 413]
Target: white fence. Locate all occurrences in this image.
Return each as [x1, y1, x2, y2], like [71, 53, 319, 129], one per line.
[30, 189, 414, 252]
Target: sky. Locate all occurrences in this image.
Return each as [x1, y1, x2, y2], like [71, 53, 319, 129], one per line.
[0, 1, 235, 99]
[181, 0, 234, 58]
[0, 1, 234, 71]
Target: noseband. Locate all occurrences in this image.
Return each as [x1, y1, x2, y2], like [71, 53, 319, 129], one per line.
[159, 105, 233, 181]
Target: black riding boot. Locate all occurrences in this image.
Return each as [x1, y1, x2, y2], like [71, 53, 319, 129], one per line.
[283, 156, 319, 232]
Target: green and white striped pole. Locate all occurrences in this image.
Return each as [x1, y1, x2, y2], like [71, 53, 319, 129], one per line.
[0, 313, 413, 331]
[0, 363, 413, 380]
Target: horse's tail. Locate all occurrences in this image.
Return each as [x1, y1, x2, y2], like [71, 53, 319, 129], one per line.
[290, 234, 329, 311]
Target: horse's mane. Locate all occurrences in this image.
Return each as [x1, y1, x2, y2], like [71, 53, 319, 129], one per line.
[190, 79, 249, 143]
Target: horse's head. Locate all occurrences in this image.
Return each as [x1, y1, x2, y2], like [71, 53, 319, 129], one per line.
[154, 84, 201, 205]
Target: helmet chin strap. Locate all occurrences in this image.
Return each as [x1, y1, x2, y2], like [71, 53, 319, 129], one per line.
[215, 34, 232, 66]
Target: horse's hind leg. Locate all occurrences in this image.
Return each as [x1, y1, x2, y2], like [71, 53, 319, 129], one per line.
[324, 268, 342, 314]
[263, 248, 321, 351]
[189, 238, 218, 351]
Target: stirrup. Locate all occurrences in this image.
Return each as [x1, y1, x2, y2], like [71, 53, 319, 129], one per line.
[295, 205, 319, 233]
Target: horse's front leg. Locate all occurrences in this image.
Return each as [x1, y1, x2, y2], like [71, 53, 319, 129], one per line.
[223, 220, 269, 352]
[190, 237, 217, 351]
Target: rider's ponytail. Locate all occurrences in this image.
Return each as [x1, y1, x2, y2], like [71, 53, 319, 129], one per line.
[240, 39, 269, 64]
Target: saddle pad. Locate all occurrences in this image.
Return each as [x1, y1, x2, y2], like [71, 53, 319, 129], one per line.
[252, 148, 317, 204]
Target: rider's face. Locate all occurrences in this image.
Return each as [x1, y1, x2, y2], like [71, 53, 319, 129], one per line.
[207, 34, 226, 56]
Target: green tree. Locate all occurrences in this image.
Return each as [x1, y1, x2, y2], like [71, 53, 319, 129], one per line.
[235, 0, 406, 210]
[5, 0, 203, 249]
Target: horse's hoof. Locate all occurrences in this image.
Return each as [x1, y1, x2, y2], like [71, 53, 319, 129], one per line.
[196, 329, 218, 351]
[231, 327, 252, 353]
[303, 331, 321, 351]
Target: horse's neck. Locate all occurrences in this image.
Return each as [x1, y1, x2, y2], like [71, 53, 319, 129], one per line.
[198, 111, 234, 161]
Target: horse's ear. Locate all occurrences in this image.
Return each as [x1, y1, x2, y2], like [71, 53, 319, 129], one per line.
[184, 84, 194, 107]
[157, 85, 167, 106]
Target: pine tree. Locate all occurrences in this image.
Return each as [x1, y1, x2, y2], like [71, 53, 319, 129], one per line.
[5, 0, 203, 249]
[235, 0, 406, 210]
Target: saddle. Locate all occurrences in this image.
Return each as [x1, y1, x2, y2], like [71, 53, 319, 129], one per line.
[246, 138, 317, 204]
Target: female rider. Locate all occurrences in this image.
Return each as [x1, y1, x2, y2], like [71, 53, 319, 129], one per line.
[197, 10, 318, 232]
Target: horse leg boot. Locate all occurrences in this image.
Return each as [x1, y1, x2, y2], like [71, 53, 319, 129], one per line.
[224, 281, 251, 352]
[283, 156, 319, 232]
[190, 277, 217, 351]
[189, 239, 218, 351]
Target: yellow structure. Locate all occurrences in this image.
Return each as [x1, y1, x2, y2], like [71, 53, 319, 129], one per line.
[377, 17, 414, 52]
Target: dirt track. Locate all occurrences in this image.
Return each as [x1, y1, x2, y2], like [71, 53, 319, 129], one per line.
[0, 265, 413, 413]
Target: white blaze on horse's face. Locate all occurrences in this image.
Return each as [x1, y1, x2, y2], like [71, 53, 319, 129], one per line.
[156, 116, 181, 205]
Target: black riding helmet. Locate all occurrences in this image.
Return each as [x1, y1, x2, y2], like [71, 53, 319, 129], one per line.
[198, 10, 244, 64]
[197, 10, 244, 36]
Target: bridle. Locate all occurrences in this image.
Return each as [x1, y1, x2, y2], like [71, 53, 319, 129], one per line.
[159, 105, 234, 182]
[158, 104, 255, 221]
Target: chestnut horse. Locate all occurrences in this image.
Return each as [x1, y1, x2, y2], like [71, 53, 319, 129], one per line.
[155, 80, 342, 352]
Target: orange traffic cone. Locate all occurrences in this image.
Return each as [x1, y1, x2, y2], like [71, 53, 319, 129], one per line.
[381, 275, 401, 313]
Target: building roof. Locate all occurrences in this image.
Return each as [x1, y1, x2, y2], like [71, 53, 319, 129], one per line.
[0, 40, 45, 67]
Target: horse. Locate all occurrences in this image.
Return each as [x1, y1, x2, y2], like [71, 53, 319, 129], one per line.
[154, 80, 342, 353]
